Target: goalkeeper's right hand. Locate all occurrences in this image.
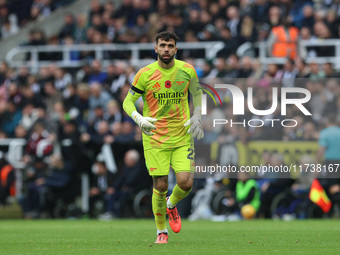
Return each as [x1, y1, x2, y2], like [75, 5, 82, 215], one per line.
[131, 111, 157, 136]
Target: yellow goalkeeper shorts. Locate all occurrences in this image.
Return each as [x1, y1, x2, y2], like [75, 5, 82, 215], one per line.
[144, 145, 195, 176]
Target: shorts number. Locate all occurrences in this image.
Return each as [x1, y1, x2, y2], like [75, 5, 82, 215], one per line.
[187, 148, 194, 160]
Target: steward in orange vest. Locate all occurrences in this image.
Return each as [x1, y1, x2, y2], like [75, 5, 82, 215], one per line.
[270, 24, 299, 59]
[0, 154, 15, 204]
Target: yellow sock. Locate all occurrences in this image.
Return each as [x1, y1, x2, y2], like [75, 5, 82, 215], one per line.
[169, 185, 192, 208]
[152, 188, 167, 230]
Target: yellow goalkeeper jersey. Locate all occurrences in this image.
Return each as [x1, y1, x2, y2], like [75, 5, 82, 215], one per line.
[130, 59, 199, 150]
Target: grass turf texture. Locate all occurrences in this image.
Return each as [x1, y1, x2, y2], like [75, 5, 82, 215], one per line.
[0, 219, 339, 255]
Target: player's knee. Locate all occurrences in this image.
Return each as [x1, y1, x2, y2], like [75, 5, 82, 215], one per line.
[178, 179, 193, 191]
[153, 176, 168, 192]
[154, 181, 168, 193]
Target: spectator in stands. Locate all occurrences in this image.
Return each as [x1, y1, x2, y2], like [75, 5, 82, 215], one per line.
[0, 61, 8, 85]
[251, 0, 270, 25]
[73, 84, 89, 118]
[99, 149, 150, 219]
[291, 155, 315, 194]
[88, 60, 107, 84]
[7, 81, 24, 108]
[110, 122, 125, 143]
[15, 66, 29, 87]
[259, 153, 293, 218]
[301, 4, 315, 29]
[106, 100, 122, 125]
[295, 57, 310, 78]
[88, 105, 106, 130]
[58, 13, 75, 40]
[39, 0, 55, 18]
[14, 125, 27, 139]
[90, 13, 106, 34]
[238, 56, 254, 78]
[34, 153, 75, 217]
[0, 0, 9, 27]
[323, 62, 339, 78]
[299, 26, 318, 58]
[262, 63, 283, 84]
[323, 79, 340, 117]
[226, 5, 241, 38]
[1, 100, 22, 137]
[118, 121, 136, 143]
[29, 5, 41, 22]
[217, 26, 238, 58]
[89, 153, 117, 219]
[289, 0, 311, 28]
[20, 103, 40, 131]
[308, 62, 325, 79]
[109, 61, 128, 99]
[54, 67, 72, 91]
[24, 120, 54, 163]
[238, 15, 257, 45]
[268, 17, 300, 59]
[301, 121, 318, 141]
[63, 84, 77, 109]
[7, 0, 33, 26]
[88, 82, 112, 120]
[0, 151, 15, 205]
[81, 118, 113, 155]
[57, 118, 81, 161]
[89, 0, 103, 21]
[73, 13, 88, 44]
[21, 82, 45, 109]
[325, 10, 340, 38]
[225, 54, 240, 79]
[24, 29, 47, 61]
[283, 115, 303, 141]
[281, 58, 298, 87]
[313, 21, 335, 56]
[206, 57, 228, 78]
[23, 156, 48, 218]
[1, 13, 19, 39]
[133, 14, 149, 41]
[43, 81, 63, 115]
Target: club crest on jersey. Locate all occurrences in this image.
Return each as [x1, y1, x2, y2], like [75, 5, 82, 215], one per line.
[165, 80, 172, 88]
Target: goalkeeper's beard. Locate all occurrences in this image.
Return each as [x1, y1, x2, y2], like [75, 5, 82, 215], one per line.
[158, 53, 174, 64]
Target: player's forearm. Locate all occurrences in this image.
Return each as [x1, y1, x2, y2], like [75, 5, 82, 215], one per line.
[192, 92, 203, 116]
[122, 90, 140, 117]
[190, 79, 203, 112]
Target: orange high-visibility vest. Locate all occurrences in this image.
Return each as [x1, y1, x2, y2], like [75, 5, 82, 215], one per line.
[272, 26, 299, 59]
[0, 164, 15, 196]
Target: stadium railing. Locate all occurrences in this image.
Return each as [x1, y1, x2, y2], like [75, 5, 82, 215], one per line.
[237, 39, 340, 69]
[6, 40, 340, 72]
[5, 41, 226, 72]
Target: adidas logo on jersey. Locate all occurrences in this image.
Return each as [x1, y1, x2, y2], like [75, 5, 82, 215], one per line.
[152, 82, 161, 89]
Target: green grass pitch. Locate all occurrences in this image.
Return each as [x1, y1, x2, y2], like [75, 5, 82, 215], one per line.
[0, 219, 339, 255]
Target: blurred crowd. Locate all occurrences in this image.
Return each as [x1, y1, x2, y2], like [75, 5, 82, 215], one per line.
[0, 0, 76, 40]
[1, 0, 340, 219]
[17, 0, 340, 61]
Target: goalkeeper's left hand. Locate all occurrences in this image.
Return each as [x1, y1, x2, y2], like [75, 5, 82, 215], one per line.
[184, 107, 204, 140]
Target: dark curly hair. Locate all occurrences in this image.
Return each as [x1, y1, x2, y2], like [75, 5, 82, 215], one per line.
[155, 31, 179, 45]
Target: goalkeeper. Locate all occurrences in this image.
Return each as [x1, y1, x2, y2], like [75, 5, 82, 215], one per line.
[123, 31, 203, 244]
